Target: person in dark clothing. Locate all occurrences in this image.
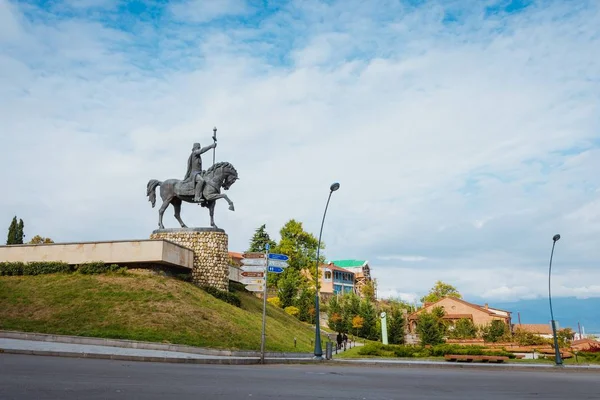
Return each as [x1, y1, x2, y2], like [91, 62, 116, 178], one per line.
[336, 332, 343, 350]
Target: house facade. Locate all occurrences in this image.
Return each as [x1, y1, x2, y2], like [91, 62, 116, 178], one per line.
[328, 259, 375, 299]
[407, 297, 512, 334]
[318, 263, 356, 299]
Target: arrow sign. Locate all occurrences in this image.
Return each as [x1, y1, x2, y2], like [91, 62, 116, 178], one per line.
[245, 284, 265, 292]
[268, 253, 289, 261]
[241, 258, 267, 266]
[241, 271, 264, 278]
[268, 260, 288, 268]
[242, 278, 265, 285]
[268, 266, 284, 274]
[243, 252, 265, 259]
[241, 266, 266, 273]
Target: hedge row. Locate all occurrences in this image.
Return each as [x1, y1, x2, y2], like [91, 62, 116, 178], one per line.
[0, 261, 126, 276]
[358, 343, 516, 359]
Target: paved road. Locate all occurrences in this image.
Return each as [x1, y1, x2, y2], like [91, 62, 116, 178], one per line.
[1, 354, 598, 399]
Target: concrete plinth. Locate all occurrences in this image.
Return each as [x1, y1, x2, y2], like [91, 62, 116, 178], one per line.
[150, 228, 229, 291]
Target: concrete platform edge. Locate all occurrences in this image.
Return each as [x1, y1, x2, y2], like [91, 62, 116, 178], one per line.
[0, 330, 312, 358]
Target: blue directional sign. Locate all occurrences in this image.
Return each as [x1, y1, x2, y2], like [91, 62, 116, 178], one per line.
[268, 266, 284, 274]
[268, 253, 289, 261]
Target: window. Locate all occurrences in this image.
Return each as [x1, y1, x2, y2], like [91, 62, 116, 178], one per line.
[324, 271, 332, 280]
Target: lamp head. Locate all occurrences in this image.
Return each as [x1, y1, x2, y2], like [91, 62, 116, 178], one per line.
[330, 182, 340, 192]
[553, 234, 561, 242]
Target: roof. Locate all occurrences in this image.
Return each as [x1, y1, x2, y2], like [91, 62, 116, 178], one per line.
[513, 324, 553, 335]
[320, 264, 356, 274]
[330, 260, 367, 268]
[408, 296, 512, 319]
[229, 252, 243, 259]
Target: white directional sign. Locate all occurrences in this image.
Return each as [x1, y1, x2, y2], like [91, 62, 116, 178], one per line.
[267, 260, 288, 268]
[241, 266, 266, 273]
[241, 278, 265, 285]
[245, 284, 265, 292]
[241, 258, 267, 266]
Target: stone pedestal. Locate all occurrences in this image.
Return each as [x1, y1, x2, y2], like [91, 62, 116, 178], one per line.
[150, 228, 229, 291]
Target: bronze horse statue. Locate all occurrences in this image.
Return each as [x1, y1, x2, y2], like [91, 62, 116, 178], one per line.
[147, 162, 238, 229]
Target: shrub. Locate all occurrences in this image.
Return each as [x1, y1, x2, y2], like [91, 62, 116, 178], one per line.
[0, 262, 25, 276]
[229, 281, 247, 293]
[267, 297, 281, 308]
[284, 306, 300, 317]
[201, 286, 241, 307]
[22, 261, 71, 275]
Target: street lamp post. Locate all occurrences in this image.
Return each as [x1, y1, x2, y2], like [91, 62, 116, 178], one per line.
[548, 233, 562, 366]
[313, 182, 340, 360]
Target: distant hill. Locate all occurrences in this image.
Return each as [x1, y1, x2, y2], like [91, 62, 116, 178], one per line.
[469, 296, 600, 335]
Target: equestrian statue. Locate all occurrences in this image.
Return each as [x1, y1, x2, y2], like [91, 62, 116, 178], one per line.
[146, 127, 239, 229]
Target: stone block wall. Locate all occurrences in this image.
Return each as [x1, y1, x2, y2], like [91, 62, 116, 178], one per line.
[150, 228, 229, 291]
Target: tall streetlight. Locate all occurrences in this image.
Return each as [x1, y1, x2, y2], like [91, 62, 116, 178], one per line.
[313, 182, 340, 360]
[548, 233, 562, 366]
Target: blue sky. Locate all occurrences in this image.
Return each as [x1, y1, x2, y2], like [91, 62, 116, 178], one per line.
[1, 0, 599, 304]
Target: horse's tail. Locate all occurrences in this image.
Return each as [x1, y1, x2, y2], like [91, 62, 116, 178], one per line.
[146, 179, 162, 208]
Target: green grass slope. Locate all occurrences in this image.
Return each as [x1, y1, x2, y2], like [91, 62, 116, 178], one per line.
[0, 273, 325, 352]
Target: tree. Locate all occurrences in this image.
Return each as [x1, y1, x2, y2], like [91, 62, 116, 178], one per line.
[358, 298, 378, 340]
[449, 318, 478, 339]
[6, 216, 24, 245]
[481, 320, 509, 343]
[416, 310, 445, 346]
[361, 280, 376, 302]
[327, 296, 345, 333]
[388, 304, 407, 345]
[352, 315, 364, 336]
[277, 268, 300, 308]
[247, 224, 276, 253]
[557, 328, 575, 347]
[28, 235, 54, 244]
[420, 280, 462, 304]
[273, 219, 322, 273]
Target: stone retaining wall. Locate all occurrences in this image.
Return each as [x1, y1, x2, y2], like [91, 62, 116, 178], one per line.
[150, 228, 229, 291]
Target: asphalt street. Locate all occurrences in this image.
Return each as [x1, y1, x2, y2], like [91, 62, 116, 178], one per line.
[1, 354, 598, 399]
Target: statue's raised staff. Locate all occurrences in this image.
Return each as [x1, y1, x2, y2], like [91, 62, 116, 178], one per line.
[146, 130, 238, 229]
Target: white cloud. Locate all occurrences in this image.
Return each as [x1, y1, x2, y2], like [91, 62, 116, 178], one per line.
[1, 0, 599, 302]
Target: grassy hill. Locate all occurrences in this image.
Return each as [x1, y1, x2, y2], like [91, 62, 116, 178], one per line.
[0, 272, 326, 352]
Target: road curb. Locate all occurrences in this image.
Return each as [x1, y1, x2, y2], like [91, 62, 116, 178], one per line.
[330, 359, 600, 372]
[0, 348, 320, 365]
[0, 330, 311, 359]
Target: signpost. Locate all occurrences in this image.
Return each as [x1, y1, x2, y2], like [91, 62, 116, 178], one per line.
[242, 246, 291, 364]
[240, 271, 264, 278]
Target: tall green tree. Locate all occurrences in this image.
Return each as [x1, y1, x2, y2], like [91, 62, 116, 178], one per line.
[387, 303, 407, 344]
[416, 310, 445, 346]
[327, 295, 345, 333]
[358, 298, 378, 340]
[6, 216, 24, 245]
[449, 318, 478, 339]
[277, 268, 301, 308]
[247, 224, 277, 253]
[481, 320, 509, 343]
[420, 280, 462, 304]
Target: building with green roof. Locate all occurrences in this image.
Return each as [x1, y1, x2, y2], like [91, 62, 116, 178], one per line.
[327, 259, 373, 298]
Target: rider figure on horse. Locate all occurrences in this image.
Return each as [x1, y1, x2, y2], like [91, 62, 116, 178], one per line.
[183, 141, 216, 203]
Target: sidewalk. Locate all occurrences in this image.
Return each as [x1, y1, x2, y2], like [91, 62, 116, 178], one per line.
[0, 331, 316, 365]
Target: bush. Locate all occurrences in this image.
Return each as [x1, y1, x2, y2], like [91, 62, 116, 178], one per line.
[76, 262, 122, 275]
[0, 261, 73, 276]
[229, 281, 247, 293]
[284, 306, 300, 317]
[267, 297, 281, 308]
[201, 286, 241, 307]
[22, 261, 71, 275]
[0, 262, 25, 276]
[357, 343, 516, 359]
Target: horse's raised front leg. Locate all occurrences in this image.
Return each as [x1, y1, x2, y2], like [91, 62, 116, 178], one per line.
[172, 199, 187, 228]
[204, 193, 235, 211]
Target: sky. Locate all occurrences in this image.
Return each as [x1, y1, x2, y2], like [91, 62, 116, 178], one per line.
[1, 0, 599, 305]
